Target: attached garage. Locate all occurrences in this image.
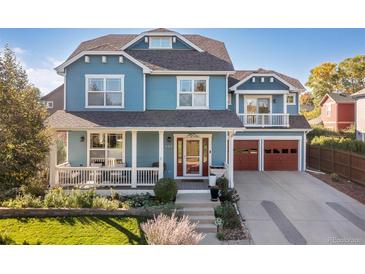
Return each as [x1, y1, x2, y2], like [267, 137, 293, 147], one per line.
[234, 140, 259, 170]
[264, 140, 298, 171]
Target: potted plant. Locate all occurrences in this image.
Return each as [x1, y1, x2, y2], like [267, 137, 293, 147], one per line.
[210, 185, 219, 201]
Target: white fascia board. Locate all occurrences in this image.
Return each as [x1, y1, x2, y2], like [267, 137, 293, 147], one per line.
[150, 70, 235, 75]
[55, 51, 152, 75]
[121, 31, 204, 52]
[235, 90, 289, 95]
[230, 73, 298, 91]
[50, 127, 243, 132]
[239, 128, 309, 132]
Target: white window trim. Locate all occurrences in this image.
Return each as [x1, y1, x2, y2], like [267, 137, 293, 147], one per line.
[87, 131, 126, 167]
[176, 76, 209, 109]
[286, 93, 296, 105]
[45, 101, 53, 109]
[242, 95, 272, 114]
[149, 36, 173, 49]
[85, 74, 125, 109]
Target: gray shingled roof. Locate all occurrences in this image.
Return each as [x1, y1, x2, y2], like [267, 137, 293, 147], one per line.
[41, 84, 64, 100]
[351, 88, 365, 99]
[63, 30, 234, 72]
[229, 69, 305, 90]
[321, 93, 355, 105]
[46, 110, 243, 129]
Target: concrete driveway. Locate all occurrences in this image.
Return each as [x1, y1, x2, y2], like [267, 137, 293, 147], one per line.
[235, 171, 365, 245]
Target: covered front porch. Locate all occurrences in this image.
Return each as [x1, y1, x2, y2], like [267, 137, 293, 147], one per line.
[47, 109, 242, 191]
[49, 129, 234, 191]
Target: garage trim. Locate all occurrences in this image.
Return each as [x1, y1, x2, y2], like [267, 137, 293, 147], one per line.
[233, 135, 303, 171]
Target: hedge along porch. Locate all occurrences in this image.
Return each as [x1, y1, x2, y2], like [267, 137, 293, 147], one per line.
[49, 129, 234, 190]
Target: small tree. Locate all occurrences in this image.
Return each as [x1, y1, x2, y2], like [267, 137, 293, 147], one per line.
[0, 45, 50, 197]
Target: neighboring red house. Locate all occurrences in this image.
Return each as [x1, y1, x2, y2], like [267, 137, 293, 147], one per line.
[319, 92, 355, 131]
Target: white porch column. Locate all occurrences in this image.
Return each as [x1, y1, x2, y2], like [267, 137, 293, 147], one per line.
[131, 130, 137, 188]
[49, 132, 58, 187]
[158, 130, 164, 179]
[228, 130, 234, 188]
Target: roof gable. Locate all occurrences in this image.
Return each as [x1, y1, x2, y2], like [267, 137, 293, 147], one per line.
[229, 69, 304, 91]
[57, 29, 234, 73]
[320, 92, 355, 106]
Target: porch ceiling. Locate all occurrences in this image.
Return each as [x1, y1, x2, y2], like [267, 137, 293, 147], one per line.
[46, 110, 243, 130]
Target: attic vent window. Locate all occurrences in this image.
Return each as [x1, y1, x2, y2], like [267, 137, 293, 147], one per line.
[85, 56, 90, 63]
[102, 56, 107, 63]
[261, 77, 265, 83]
[270, 77, 274, 83]
[119, 56, 124, 63]
[144, 37, 149, 43]
[172, 37, 176, 43]
[149, 37, 172, 49]
[252, 77, 256, 83]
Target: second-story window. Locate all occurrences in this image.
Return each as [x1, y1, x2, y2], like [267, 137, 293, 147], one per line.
[86, 75, 124, 108]
[149, 37, 172, 49]
[177, 77, 209, 109]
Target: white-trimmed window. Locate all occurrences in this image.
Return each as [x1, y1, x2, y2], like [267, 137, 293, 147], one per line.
[85, 75, 124, 108]
[244, 95, 271, 114]
[149, 37, 172, 49]
[177, 77, 209, 108]
[286, 94, 296, 105]
[89, 132, 124, 167]
[43, 101, 53, 109]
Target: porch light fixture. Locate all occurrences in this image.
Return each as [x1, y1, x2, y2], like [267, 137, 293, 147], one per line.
[167, 136, 172, 143]
[80, 136, 85, 142]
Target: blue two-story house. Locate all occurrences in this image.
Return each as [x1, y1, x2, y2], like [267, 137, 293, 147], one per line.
[47, 28, 310, 192]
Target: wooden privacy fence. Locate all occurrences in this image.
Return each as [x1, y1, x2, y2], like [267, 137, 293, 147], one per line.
[306, 145, 365, 186]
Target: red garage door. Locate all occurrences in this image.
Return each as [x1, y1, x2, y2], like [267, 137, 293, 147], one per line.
[264, 140, 298, 171]
[234, 140, 259, 170]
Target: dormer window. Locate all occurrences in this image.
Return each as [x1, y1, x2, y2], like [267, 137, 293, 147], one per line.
[149, 37, 172, 49]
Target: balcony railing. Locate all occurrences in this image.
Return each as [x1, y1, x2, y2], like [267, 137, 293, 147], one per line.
[55, 166, 159, 187]
[238, 113, 289, 127]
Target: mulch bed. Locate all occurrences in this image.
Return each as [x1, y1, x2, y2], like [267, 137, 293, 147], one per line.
[218, 224, 250, 240]
[307, 170, 365, 205]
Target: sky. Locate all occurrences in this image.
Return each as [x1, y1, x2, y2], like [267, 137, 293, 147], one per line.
[0, 28, 364, 95]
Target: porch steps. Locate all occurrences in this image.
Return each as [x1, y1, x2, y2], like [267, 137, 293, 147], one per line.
[175, 193, 218, 233]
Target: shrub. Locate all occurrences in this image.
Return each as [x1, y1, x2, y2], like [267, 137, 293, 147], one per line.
[44, 188, 96, 208]
[311, 136, 365, 155]
[216, 177, 228, 191]
[214, 202, 241, 229]
[330, 173, 340, 182]
[92, 197, 119, 210]
[66, 189, 96, 208]
[44, 188, 68, 208]
[2, 193, 43, 208]
[216, 232, 224, 241]
[0, 234, 15, 245]
[19, 177, 48, 197]
[301, 107, 320, 120]
[154, 178, 177, 203]
[121, 193, 159, 208]
[141, 212, 204, 245]
[307, 126, 340, 141]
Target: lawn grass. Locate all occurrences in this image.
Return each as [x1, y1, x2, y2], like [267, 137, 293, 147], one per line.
[0, 216, 146, 245]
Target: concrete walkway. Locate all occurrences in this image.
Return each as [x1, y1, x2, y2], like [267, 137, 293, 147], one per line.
[235, 171, 365, 245]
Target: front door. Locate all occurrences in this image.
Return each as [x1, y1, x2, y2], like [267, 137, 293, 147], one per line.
[184, 139, 202, 176]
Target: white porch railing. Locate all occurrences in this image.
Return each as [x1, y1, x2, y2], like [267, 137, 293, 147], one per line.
[55, 166, 160, 187]
[137, 168, 159, 186]
[238, 113, 289, 127]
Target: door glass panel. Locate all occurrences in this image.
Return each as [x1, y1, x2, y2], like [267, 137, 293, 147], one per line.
[246, 99, 257, 113]
[258, 98, 270, 113]
[186, 140, 200, 175]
